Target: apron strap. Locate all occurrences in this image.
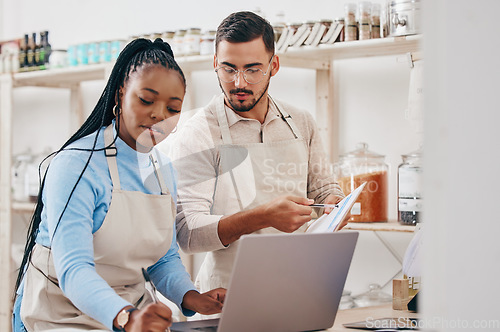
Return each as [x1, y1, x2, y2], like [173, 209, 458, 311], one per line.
[214, 95, 233, 145]
[104, 124, 121, 191]
[149, 150, 170, 196]
[269, 96, 303, 140]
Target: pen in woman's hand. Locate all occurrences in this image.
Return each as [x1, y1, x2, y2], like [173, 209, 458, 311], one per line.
[142, 267, 160, 303]
[142, 268, 171, 332]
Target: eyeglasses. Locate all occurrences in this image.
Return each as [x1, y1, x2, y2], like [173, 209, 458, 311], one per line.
[215, 55, 274, 84]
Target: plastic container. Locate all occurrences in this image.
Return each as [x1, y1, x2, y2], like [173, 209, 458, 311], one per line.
[398, 148, 423, 225]
[334, 143, 388, 222]
[172, 29, 186, 56]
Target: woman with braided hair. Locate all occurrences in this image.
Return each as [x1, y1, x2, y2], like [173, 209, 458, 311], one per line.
[12, 38, 225, 332]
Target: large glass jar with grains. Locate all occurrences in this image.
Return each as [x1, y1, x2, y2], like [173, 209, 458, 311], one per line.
[334, 143, 388, 222]
[398, 148, 423, 225]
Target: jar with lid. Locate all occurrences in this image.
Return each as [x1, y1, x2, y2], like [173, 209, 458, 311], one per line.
[398, 148, 423, 225]
[371, 3, 381, 38]
[358, 1, 372, 40]
[12, 153, 32, 202]
[200, 30, 216, 55]
[183, 28, 201, 56]
[353, 284, 392, 308]
[172, 29, 186, 56]
[334, 143, 388, 222]
[162, 31, 175, 47]
[344, 3, 358, 41]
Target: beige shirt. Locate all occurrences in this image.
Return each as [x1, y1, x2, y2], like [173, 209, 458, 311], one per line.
[165, 95, 343, 254]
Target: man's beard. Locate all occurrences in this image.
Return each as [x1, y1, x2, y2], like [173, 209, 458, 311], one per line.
[219, 79, 270, 113]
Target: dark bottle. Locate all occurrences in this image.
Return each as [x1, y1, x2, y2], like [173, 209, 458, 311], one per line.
[33, 32, 41, 69]
[26, 33, 35, 69]
[18, 35, 28, 72]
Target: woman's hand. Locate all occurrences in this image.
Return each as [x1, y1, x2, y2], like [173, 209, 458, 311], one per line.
[123, 303, 172, 332]
[182, 288, 226, 315]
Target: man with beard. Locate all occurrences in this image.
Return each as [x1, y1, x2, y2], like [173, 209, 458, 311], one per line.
[164, 11, 345, 298]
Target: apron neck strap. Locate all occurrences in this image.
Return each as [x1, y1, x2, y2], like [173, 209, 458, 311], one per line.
[214, 94, 303, 143]
[268, 96, 302, 140]
[104, 124, 121, 190]
[214, 95, 233, 145]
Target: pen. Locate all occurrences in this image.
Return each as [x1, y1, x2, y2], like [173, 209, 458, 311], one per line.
[310, 204, 339, 208]
[142, 268, 170, 332]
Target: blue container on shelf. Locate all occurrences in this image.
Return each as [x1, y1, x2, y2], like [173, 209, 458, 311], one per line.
[88, 42, 99, 64]
[76, 43, 88, 65]
[67, 45, 78, 66]
[99, 41, 111, 63]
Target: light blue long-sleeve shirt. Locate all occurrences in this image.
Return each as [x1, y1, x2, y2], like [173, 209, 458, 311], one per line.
[19, 123, 196, 330]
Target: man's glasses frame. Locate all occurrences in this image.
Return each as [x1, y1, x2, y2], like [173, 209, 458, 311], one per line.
[215, 55, 275, 84]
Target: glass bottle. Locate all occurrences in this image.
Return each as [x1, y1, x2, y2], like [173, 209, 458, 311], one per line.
[18, 35, 28, 72]
[33, 32, 41, 69]
[26, 33, 35, 69]
[334, 143, 389, 222]
[398, 149, 423, 225]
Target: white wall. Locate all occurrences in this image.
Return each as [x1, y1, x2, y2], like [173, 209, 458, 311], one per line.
[3, 0, 417, 298]
[422, 1, 500, 330]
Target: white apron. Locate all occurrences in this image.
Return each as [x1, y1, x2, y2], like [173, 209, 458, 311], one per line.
[21, 125, 175, 331]
[195, 95, 309, 293]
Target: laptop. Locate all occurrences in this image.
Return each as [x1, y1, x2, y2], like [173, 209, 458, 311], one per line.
[171, 231, 359, 332]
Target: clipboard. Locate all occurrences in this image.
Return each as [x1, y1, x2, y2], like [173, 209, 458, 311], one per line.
[306, 182, 367, 233]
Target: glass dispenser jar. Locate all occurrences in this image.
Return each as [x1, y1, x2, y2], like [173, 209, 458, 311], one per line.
[398, 148, 423, 225]
[334, 143, 388, 222]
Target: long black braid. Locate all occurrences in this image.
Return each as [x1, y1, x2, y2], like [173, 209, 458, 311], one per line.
[14, 37, 186, 295]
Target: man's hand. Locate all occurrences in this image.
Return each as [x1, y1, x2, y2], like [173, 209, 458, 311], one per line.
[260, 195, 314, 233]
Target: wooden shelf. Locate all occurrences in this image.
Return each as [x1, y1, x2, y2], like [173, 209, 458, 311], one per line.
[8, 34, 423, 88]
[12, 201, 36, 213]
[344, 219, 417, 232]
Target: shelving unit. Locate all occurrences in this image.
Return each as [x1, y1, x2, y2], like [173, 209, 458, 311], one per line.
[0, 34, 421, 331]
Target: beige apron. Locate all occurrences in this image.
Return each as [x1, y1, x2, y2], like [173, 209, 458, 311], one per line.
[21, 125, 175, 331]
[195, 95, 309, 293]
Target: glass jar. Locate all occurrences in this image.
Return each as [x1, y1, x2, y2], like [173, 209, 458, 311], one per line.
[353, 284, 392, 308]
[358, 1, 372, 40]
[12, 153, 32, 202]
[200, 30, 216, 55]
[172, 29, 186, 56]
[334, 143, 388, 222]
[371, 3, 381, 38]
[398, 148, 423, 225]
[344, 3, 358, 41]
[184, 28, 201, 56]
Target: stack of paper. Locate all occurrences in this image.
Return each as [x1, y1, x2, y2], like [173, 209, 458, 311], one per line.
[306, 182, 367, 233]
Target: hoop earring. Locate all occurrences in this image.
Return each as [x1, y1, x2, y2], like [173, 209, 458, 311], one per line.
[113, 105, 121, 117]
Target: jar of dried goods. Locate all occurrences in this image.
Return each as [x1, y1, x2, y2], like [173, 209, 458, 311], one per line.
[398, 148, 423, 225]
[334, 143, 388, 222]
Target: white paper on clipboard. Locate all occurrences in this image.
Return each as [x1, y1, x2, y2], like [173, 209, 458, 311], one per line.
[306, 182, 367, 233]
